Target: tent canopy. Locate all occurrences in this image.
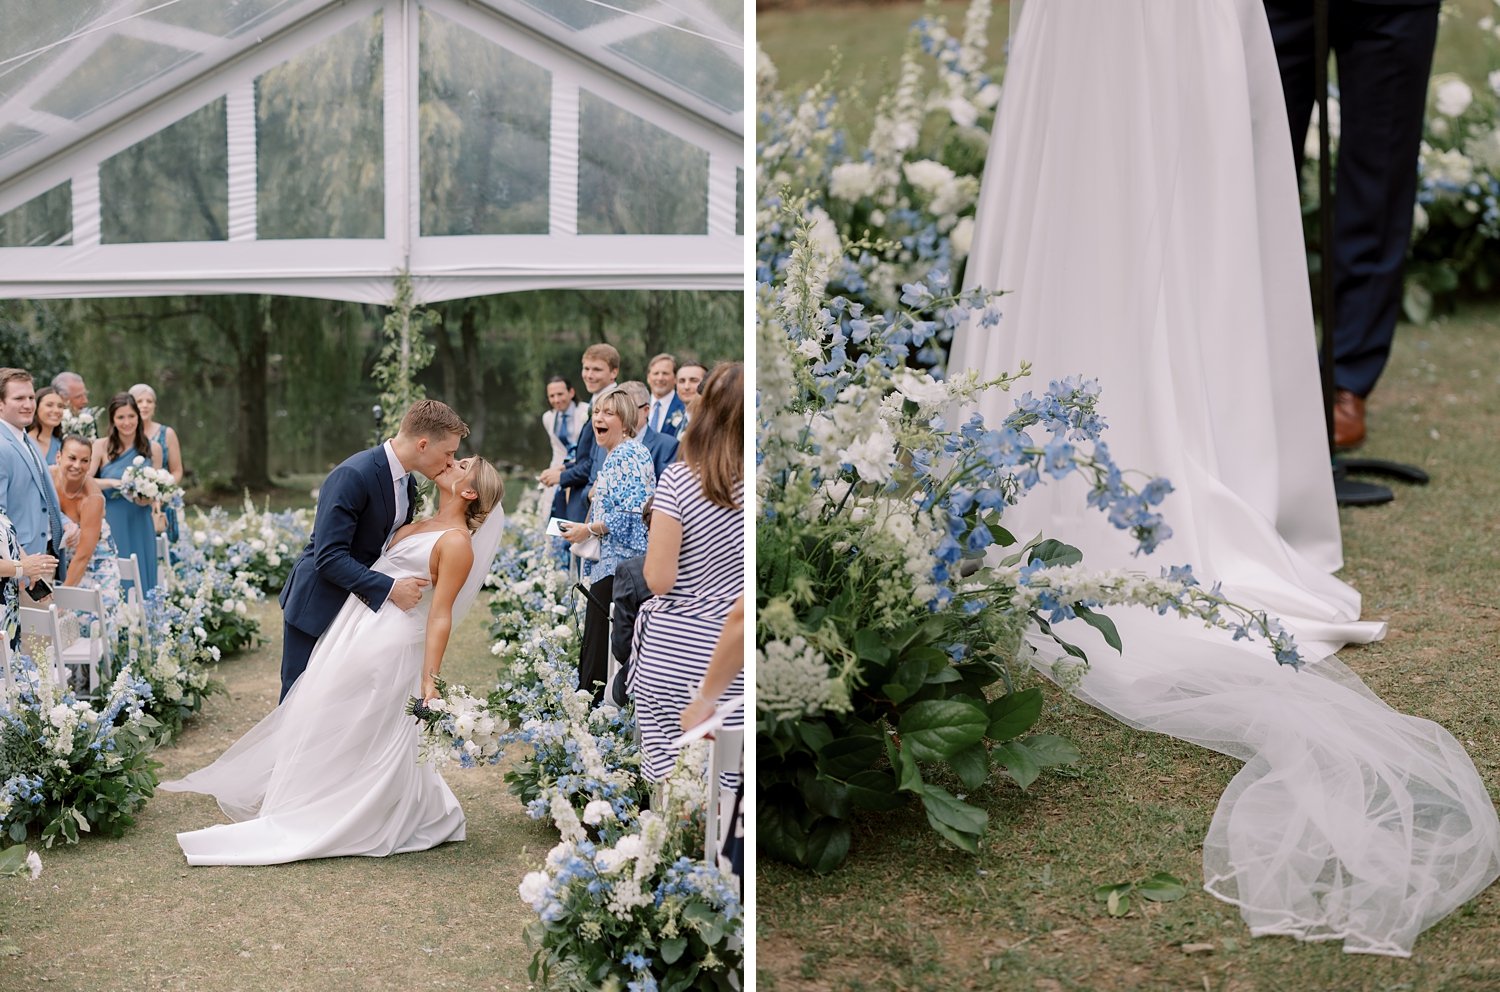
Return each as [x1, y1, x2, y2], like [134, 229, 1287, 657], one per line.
[0, 0, 744, 303]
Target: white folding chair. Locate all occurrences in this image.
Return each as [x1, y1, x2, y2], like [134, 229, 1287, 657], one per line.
[155, 532, 172, 591]
[52, 584, 110, 692]
[17, 604, 68, 687]
[606, 600, 620, 692]
[116, 554, 144, 609]
[703, 723, 745, 868]
[1, 636, 16, 692]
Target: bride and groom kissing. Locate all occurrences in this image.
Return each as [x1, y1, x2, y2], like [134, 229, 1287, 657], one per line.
[162, 399, 507, 865]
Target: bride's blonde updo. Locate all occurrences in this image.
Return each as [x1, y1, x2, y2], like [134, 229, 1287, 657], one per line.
[463, 457, 504, 532]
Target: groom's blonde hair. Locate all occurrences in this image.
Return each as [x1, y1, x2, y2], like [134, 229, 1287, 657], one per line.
[400, 399, 468, 440]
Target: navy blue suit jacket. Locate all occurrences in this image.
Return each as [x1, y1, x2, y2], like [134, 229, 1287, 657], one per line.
[652, 393, 687, 438]
[638, 424, 679, 479]
[280, 445, 417, 638]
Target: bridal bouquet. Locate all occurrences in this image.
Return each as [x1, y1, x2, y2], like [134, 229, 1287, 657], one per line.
[118, 456, 183, 509]
[406, 677, 507, 768]
[58, 407, 98, 439]
[520, 744, 742, 992]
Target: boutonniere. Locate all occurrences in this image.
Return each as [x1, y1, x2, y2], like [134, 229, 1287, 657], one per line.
[667, 409, 684, 429]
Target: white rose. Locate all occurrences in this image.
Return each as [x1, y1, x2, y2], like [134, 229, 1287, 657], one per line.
[517, 870, 550, 907]
[1434, 75, 1473, 117]
[48, 704, 72, 728]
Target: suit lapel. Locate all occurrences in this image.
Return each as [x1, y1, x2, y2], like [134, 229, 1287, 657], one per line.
[372, 445, 396, 531]
[5, 428, 45, 496]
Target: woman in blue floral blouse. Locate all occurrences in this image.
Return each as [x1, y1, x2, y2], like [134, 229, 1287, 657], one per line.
[560, 385, 655, 701]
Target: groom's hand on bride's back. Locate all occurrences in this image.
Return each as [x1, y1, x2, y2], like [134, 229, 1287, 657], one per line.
[390, 576, 430, 611]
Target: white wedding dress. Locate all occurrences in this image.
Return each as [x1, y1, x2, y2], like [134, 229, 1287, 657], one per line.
[162, 528, 480, 865]
[951, 0, 1500, 956]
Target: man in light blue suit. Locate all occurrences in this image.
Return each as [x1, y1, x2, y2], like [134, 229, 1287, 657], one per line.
[0, 368, 66, 583]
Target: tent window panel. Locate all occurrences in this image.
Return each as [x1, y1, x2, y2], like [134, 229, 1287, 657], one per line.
[256, 14, 384, 240]
[608, 28, 742, 114]
[578, 91, 708, 236]
[0, 124, 43, 160]
[151, 0, 310, 37]
[0, 182, 71, 247]
[35, 35, 194, 122]
[100, 99, 228, 243]
[419, 12, 549, 236]
[517, 0, 654, 32]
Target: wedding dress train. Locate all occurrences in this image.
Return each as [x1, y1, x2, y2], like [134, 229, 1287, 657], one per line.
[951, 0, 1500, 956]
[162, 529, 470, 865]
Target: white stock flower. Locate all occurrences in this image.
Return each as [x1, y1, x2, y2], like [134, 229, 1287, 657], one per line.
[581, 799, 614, 825]
[950, 216, 975, 259]
[828, 162, 878, 202]
[1434, 75, 1473, 117]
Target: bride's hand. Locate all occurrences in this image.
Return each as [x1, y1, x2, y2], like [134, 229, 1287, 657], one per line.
[421, 675, 438, 703]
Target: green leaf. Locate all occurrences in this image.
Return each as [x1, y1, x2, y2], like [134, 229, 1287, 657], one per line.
[1107, 889, 1131, 917]
[1020, 734, 1081, 768]
[1403, 280, 1433, 324]
[803, 776, 849, 819]
[0, 844, 25, 875]
[796, 721, 834, 754]
[1136, 872, 1188, 903]
[880, 659, 928, 704]
[1031, 613, 1089, 662]
[804, 820, 852, 874]
[947, 743, 990, 791]
[660, 936, 689, 965]
[893, 741, 924, 793]
[900, 699, 988, 762]
[1074, 605, 1122, 652]
[919, 786, 987, 854]
[993, 741, 1042, 790]
[986, 687, 1044, 742]
[854, 627, 892, 664]
[816, 736, 883, 781]
[1028, 539, 1083, 567]
[1094, 882, 1133, 903]
[844, 770, 906, 811]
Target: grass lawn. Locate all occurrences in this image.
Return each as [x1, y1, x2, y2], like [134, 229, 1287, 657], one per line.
[755, 301, 1500, 989]
[0, 599, 544, 992]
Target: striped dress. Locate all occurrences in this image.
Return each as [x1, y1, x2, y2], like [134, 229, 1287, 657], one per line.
[628, 463, 744, 783]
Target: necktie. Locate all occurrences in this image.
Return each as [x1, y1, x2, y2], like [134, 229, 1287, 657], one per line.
[651, 398, 664, 431]
[391, 473, 409, 540]
[557, 408, 570, 442]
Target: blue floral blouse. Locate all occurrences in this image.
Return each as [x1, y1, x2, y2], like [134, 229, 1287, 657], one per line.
[586, 437, 655, 581]
[1, 511, 21, 652]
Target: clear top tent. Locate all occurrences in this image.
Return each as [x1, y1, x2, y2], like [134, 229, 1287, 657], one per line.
[0, 0, 744, 304]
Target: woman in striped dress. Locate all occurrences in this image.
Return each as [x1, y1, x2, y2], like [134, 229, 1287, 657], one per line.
[630, 362, 745, 783]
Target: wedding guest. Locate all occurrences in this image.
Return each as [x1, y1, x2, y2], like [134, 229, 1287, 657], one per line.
[51, 371, 90, 415]
[629, 362, 744, 783]
[539, 343, 620, 526]
[620, 380, 679, 479]
[90, 393, 163, 595]
[0, 369, 66, 584]
[27, 386, 66, 465]
[52, 436, 123, 600]
[608, 496, 656, 705]
[559, 385, 654, 701]
[646, 353, 687, 438]
[0, 510, 58, 653]
[675, 361, 707, 430]
[129, 383, 183, 542]
[539, 375, 588, 526]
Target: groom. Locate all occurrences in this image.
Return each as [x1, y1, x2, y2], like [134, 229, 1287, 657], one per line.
[277, 399, 468, 700]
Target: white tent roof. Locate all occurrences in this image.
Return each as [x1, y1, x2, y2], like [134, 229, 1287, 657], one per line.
[0, 0, 743, 303]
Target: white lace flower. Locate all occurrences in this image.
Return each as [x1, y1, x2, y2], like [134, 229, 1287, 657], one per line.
[1434, 75, 1473, 117]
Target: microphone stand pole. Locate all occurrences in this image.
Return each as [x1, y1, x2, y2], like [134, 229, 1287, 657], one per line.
[1313, 0, 1428, 506]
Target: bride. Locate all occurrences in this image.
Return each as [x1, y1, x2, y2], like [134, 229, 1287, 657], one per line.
[951, 0, 1500, 957]
[162, 456, 506, 866]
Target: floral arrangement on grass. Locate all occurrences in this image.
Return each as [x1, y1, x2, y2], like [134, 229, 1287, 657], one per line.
[180, 497, 312, 595]
[164, 532, 263, 658]
[407, 676, 508, 768]
[117, 456, 183, 510]
[0, 658, 158, 846]
[755, 209, 1301, 871]
[520, 743, 743, 992]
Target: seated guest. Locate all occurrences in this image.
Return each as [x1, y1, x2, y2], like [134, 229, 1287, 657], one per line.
[558, 385, 654, 702]
[629, 362, 744, 784]
[619, 380, 678, 479]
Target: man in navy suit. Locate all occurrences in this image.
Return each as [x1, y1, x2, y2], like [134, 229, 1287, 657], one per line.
[277, 399, 467, 700]
[1264, 0, 1440, 449]
[0, 369, 65, 585]
[645, 353, 687, 438]
[539, 343, 620, 524]
[621, 380, 679, 479]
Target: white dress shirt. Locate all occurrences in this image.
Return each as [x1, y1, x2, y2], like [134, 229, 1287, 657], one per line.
[382, 440, 409, 541]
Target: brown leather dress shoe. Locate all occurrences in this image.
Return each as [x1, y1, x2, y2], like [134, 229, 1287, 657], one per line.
[1333, 389, 1366, 450]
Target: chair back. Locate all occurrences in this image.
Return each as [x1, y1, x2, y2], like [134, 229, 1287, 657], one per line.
[1, 636, 14, 692]
[116, 554, 144, 608]
[16, 604, 67, 685]
[52, 584, 110, 691]
[703, 722, 745, 867]
[155, 533, 172, 590]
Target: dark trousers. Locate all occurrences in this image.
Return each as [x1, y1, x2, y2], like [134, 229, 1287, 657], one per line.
[1264, 0, 1440, 398]
[280, 621, 320, 702]
[578, 573, 614, 704]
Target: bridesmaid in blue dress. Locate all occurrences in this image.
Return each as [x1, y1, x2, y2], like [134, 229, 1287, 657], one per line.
[130, 383, 183, 544]
[90, 393, 162, 595]
[26, 386, 66, 465]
